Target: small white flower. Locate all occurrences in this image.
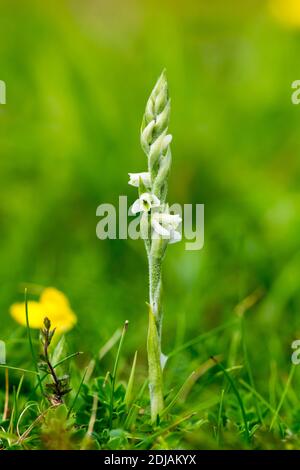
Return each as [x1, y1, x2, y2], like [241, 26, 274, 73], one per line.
[151, 213, 182, 244]
[131, 192, 160, 214]
[128, 172, 151, 188]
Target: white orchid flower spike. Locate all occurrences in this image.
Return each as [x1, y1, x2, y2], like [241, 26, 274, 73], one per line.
[128, 172, 151, 188]
[128, 71, 177, 421]
[131, 192, 160, 214]
[151, 213, 182, 244]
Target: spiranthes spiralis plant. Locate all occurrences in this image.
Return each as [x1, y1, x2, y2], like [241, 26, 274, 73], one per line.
[128, 70, 181, 422]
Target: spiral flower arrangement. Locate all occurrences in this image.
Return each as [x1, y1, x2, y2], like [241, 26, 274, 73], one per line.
[128, 70, 181, 421]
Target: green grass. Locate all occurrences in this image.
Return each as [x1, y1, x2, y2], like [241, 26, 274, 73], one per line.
[1, 301, 300, 450]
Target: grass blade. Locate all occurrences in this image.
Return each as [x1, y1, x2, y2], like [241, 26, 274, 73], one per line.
[67, 367, 88, 418]
[269, 365, 295, 431]
[125, 350, 138, 408]
[24, 288, 43, 395]
[213, 358, 250, 443]
[109, 320, 129, 428]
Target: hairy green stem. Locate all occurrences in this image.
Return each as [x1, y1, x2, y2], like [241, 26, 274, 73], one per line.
[147, 298, 164, 423]
[147, 238, 167, 420]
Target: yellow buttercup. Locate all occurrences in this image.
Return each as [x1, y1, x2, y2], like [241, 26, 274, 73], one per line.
[10, 287, 77, 334]
[269, 0, 300, 27]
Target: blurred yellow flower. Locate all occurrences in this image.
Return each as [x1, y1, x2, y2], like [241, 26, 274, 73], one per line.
[269, 0, 300, 28]
[10, 287, 77, 334]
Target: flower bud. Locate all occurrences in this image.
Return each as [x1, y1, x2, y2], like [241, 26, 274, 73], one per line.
[141, 119, 155, 153]
[154, 84, 168, 114]
[154, 100, 170, 135]
[153, 147, 172, 194]
[145, 97, 155, 123]
[149, 132, 172, 170]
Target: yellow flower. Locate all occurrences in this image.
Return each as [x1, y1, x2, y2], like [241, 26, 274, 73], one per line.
[10, 287, 77, 334]
[269, 0, 300, 28]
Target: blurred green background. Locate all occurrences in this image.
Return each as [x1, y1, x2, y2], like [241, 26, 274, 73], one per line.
[1, 0, 300, 391]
